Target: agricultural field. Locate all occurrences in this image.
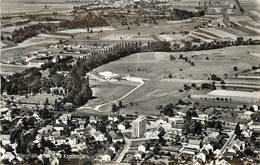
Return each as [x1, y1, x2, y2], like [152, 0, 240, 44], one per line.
[196, 28, 237, 40]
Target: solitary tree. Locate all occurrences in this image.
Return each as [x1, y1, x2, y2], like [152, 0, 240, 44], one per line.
[112, 104, 118, 112]
[118, 100, 123, 108]
[45, 98, 49, 105]
[233, 66, 239, 71]
[235, 123, 241, 137]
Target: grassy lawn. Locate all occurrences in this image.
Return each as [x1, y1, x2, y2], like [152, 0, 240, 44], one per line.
[87, 83, 136, 106]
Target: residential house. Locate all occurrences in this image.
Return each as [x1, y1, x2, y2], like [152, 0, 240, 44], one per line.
[101, 150, 114, 162]
[182, 148, 197, 155]
[186, 139, 201, 150]
[225, 148, 237, 159]
[32, 113, 40, 120]
[233, 139, 245, 151]
[171, 118, 184, 129]
[101, 154, 111, 162]
[252, 104, 259, 111]
[90, 115, 97, 124]
[249, 124, 260, 133]
[109, 146, 116, 153]
[196, 152, 206, 162]
[0, 147, 6, 157]
[138, 144, 148, 153]
[45, 136, 55, 142]
[0, 135, 11, 146]
[134, 151, 143, 160]
[109, 131, 124, 143]
[78, 119, 86, 129]
[156, 118, 167, 125]
[71, 140, 87, 153]
[204, 143, 214, 153]
[1, 152, 16, 163]
[53, 123, 64, 132]
[108, 116, 118, 122]
[54, 137, 67, 145]
[42, 125, 53, 134]
[241, 129, 252, 139]
[206, 128, 220, 142]
[63, 102, 74, 111]
[117, 123, 126, 131]
[86, 125, 96, 136]
[94, 131, 106, 141]
[52, 130, 61, 137]
[59, 114, 72, 125]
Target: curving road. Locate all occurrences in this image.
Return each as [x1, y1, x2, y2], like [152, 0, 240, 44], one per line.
[78, 79, 144, 112]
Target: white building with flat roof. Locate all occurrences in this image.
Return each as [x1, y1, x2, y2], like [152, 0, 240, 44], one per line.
[98, 71, 120, 80]
[132, 116, 147, 138]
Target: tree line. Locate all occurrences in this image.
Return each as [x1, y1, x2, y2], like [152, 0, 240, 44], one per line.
[10, 13, 108, 43]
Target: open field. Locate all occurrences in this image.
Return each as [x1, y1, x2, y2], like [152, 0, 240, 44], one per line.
[87, 83, 136, 106]
[2, 1, 75, 15]
[98, 19, 203, 41]
[57, 26, 116, 34]
[18, 93, 61, 105]
[94, 45, 260, 80]
[87, 45, 260, 115]
[0, 64, 29, 74]
[197, 28, 237, 40]
[250, 52, 260, 58]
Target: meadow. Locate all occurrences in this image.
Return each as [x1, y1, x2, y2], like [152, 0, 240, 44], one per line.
[91, 45, 260, 115]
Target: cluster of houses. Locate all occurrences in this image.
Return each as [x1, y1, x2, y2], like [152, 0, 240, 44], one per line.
[0, 106, 129, 164]
[1, 98, 260, 164]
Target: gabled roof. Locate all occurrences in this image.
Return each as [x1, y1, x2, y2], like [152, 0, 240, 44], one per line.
[108, 131, 123, 140]
[189, 139, 200, 145]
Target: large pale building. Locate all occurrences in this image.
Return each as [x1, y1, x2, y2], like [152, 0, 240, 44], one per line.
[132, 116, 147, 138]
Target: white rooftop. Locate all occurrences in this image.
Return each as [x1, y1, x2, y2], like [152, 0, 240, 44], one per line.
[98, 71, 119, 78]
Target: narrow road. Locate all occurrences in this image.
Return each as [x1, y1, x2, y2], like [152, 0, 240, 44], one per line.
[115, 136, 159, 163]
[116, 138, 131, 163]
[215, 130, 236, 159]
